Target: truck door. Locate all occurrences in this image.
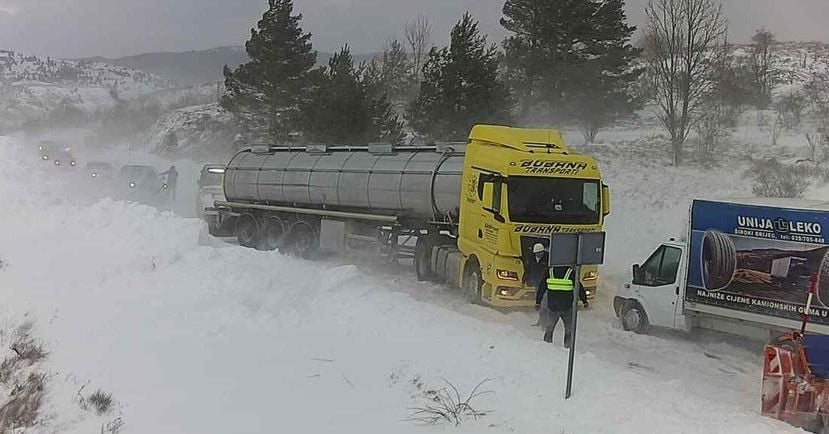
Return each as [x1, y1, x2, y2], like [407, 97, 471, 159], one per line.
[633, 245, 683, 328]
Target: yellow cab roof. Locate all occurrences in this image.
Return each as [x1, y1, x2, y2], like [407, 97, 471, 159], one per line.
[469, 125, 569, 152]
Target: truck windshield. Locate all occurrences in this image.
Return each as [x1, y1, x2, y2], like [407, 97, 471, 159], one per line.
[507, 176, 600, 224]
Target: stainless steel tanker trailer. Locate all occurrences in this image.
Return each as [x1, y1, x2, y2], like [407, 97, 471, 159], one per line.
[207, 125, 612, 307]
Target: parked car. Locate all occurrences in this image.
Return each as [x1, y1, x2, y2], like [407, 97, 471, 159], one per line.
[39, 142, 76, 168]
[117, 165, 166, 205]
[85, 162, 116, 180]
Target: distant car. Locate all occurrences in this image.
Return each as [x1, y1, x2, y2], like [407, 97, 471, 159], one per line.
[197, 164, 234, 236]
[85, 162, 116, 180]
[117, 165, 165, 204]
[39, 142, 76, 168]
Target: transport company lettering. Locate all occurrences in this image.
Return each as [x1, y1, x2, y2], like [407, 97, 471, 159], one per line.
[518, 160, 588, 175]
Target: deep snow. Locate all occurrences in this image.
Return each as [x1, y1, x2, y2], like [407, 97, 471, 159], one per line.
[0, 136, 802, 433]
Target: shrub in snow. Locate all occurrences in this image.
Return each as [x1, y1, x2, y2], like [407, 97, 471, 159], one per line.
[86, 389, 114, 415]
[746, 158, 810, 198]
[406, 378, 491, 426]
[0, 321, 48, 431]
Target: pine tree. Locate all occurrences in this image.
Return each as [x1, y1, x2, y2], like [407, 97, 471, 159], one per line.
[364, 40, 415, 114]
[409, 13, 511, 140]
[301, 47, 404, 145]
[502, 0, 640, 141]
[222, 0, 316, 141]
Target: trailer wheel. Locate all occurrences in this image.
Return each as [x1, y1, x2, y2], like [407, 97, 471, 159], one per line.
[414, 237, 436, 281]
[288, 222, 317, 258]
[236, 214, 258, 248]
[463, 259, 483, 304]
[259, 217, 286, 251]
[816, 251, 829, 308]
[621, 301, 649, 334]
[702, 231, 736, 291]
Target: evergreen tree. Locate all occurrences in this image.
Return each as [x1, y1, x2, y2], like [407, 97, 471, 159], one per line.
[409, 13, 511, 140]
[501, 0, 640, 141]
[222, 0, 316, 141]
[301, 46, 404, 145]
[364, 40, 415, 113]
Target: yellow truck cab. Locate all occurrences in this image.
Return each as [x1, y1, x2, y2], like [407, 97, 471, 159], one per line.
[454, 125, 611, 307]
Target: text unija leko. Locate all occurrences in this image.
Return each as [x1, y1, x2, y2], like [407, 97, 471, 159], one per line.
[695, 289, 829, 317]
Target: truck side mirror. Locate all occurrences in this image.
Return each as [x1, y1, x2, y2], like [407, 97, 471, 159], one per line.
[601, 184, 611, 216]
[632, 264, 640, 282]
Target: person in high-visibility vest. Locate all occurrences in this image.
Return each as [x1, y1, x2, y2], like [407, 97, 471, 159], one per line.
[535, 265, 588, 346]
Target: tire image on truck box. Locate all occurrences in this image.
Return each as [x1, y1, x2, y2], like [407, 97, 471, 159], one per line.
[702, 230, 736, 291]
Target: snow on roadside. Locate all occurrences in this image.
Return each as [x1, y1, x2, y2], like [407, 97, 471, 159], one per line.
[0, 136, 799, 433]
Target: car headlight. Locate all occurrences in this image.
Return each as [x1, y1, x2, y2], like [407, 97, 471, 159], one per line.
[496, 270, 519, 281]
[583, 271, 598, 281]
[163, 184, 168, 189]
[42, 155, 48, 160]
[129, 182, 136, 188]
[54, 160, 60, 165]
[70, 161, 76, 166]
[91, 173, 98, 177]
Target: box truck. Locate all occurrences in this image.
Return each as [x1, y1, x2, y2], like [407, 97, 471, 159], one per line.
[614, 198, 829, 340]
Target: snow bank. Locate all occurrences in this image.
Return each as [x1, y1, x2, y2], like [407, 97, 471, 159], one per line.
[0, 137, 798, 433]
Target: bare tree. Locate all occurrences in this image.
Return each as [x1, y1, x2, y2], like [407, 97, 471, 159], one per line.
[404, 15, 431, 82]
[750, 28, 776, 107]
[643, 0, 727, 166]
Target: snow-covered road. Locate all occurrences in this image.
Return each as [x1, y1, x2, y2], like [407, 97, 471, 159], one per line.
[0, 137, 799, 433]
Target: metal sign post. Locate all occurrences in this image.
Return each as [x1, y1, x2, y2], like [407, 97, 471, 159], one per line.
[548, 232, 605, 400]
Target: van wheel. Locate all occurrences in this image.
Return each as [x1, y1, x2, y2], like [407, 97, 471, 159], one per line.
[288, 222, 317, 258]
[621, 302, 649, 334]
[236, 214, 258, 248]
[702, 231, 736, 291]
[259, 217, 285, 251]
[415, 237, 436, 281]
[464, 259, 483, 304]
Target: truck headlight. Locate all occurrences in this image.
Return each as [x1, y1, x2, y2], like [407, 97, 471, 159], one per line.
[129, 182, 136, 188]
[583, 271, 598, 281]
[496, 270, 519, 281]
[42, 155, 48, 160]
[163, 184, 168, 189]
[70, 161, 76, 166]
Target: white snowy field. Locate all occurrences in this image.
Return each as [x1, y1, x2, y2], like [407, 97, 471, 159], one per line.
[0, 136, 802, 433]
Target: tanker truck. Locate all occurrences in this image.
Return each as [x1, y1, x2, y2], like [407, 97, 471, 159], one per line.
[209, 125, 611, 307]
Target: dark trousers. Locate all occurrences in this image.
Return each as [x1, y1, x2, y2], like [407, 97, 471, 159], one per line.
[543, 310, 573, 346]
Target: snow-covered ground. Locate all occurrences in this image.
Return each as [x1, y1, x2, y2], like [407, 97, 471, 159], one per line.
[0, 135, 803, 433]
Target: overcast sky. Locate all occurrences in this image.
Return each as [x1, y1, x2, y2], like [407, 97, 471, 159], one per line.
[0, 0, 828, 58]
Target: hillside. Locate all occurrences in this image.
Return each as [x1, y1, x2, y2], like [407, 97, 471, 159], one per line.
[85, 46, 382, 85]
[0, 49, 175, 132]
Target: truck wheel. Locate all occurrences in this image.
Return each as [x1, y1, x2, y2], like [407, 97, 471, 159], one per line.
[816, 251, 829, 307]
[259, 217, 285, 251]
[288, 222, 317, 258]
[236, 214, 258, 248]
[414, 237, 436, 282]
[463, 259, 483, 304]
[702, 231, 736, 291]
[621, 301, 649, 334]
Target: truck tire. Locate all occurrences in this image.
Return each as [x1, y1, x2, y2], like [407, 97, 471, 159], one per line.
[463, 259, 483, 304]
[702, 231, 736, 291]
[621, 301, 649, 334]
[816, 251, 829, 307]
[236, 214, 258, 248]
[259, 217, 286, 251]
[414, 237, 436, 281]
[288, 222, 318, 258]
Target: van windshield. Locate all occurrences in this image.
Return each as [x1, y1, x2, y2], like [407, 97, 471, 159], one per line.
[507, 176, 600, 224]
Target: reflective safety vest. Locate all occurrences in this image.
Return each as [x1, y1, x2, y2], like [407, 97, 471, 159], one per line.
[547, 268, 575, 292]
